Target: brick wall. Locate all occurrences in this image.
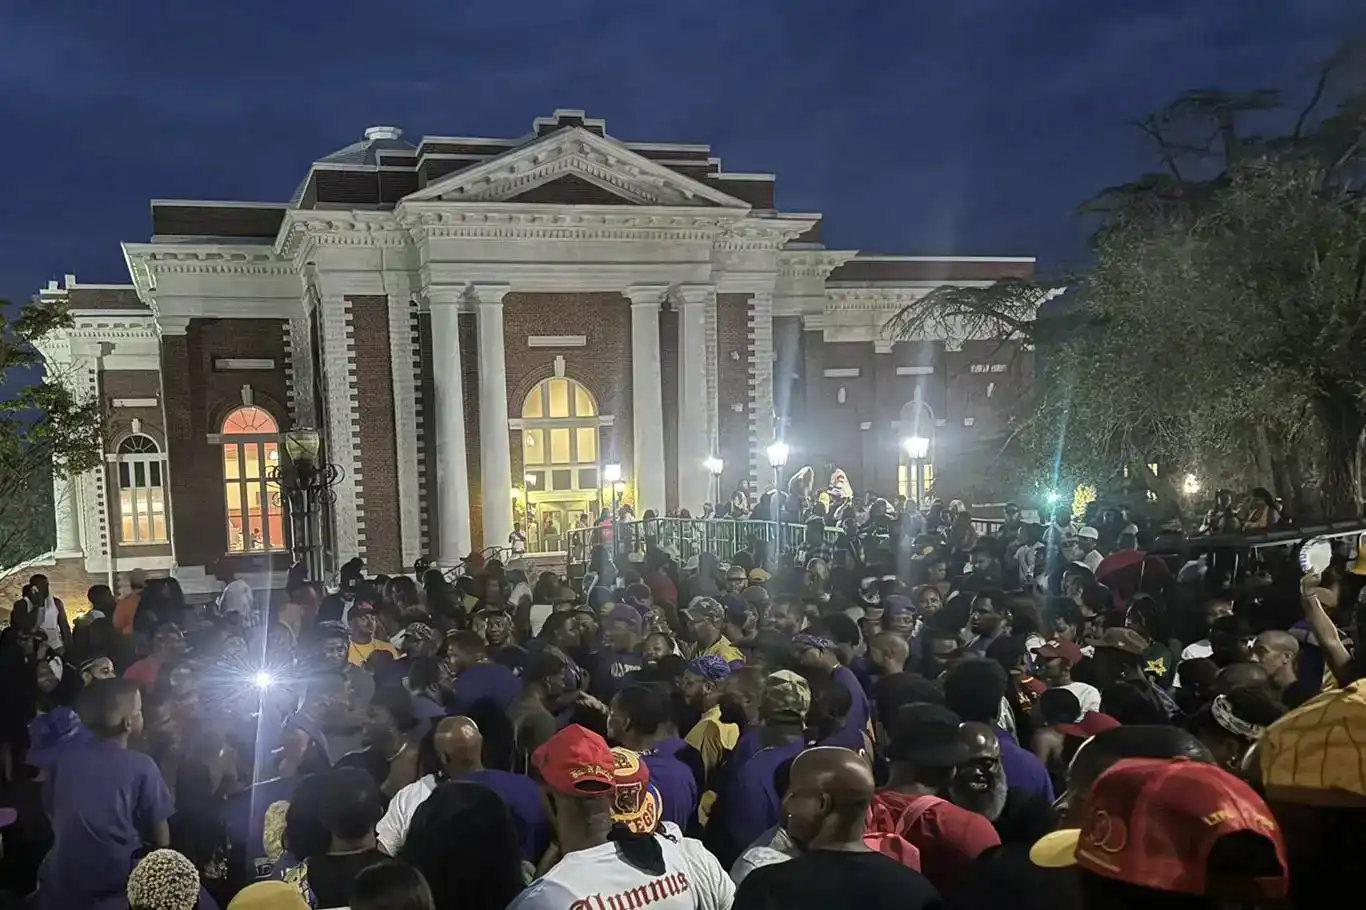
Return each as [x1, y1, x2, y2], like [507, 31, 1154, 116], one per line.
[502, 292, 634, 512]
[161, 319, 290, 571]
[715, 294, 752, 494]
[798, 340, 874, 491]
[349, 298, 403, 573]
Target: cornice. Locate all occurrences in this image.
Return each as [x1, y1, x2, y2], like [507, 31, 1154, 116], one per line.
[715, 216, 819, 252]
[778, 249, 860, 279]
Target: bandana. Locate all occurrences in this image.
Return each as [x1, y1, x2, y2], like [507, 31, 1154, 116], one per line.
[1211, 694, 1265, 741]
[793, 632, 834, 652]
[687, 655, 732, 682]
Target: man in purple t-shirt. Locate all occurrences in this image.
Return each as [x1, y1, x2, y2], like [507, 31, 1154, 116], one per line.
[607, 684, 699, 831]
[447, 630, 522, 716]
[39, 678, 173, 910]
[794, 632, 872, 748]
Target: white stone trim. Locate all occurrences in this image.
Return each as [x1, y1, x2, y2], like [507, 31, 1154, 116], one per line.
[822, 368, 860, 379]
[896, 366, 934, 376]
[214, 358, 276, 371]
[873, 340, 895, 354]
[388, 293, 421, 571]
[100, 353, 161, 372]
[318, 297, 364, 562]
[747, 291, 775, 487]
[411, 305, 429, 557]
[284, 314, 318, 427]
[473, 284, 515, 549]
[527, 335, 587, 348]
[403, 126, 753, 209]
[111, 397, 158, 409]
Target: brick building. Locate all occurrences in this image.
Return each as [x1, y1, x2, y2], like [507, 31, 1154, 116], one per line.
[30, 110, 1033, 601]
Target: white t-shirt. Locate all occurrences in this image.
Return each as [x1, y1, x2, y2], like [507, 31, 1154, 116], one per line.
[1082, 550, 1103, 572]
[731, 825, 799, 884]
[376, 774, 438, 855]
[218, 578, 255, 617]
[508, 822, 733, 910]
[1062, 681, 1102, 714]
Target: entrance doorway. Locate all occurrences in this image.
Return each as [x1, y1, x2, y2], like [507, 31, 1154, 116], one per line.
[520, 375, 607, 554]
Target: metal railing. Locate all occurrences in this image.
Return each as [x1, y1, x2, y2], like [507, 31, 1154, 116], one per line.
[563, 514, 1009, 573]
[564, 516, 838, 571]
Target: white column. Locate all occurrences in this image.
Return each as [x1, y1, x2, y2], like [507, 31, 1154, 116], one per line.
[429, 298, 472, 563]
[386, 293, 421, 570]
[52, 472, 82, 556]
[472, 284, 514, 552]
[675, 285, 714, 513]
[626, 286, 668, 514]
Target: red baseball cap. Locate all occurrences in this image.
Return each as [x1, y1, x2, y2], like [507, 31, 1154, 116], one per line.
[531, 725, 615, 796]
[1055, 710, 1121, 738]
[1031, 758, 1288, 900]
[1034, 639, 1085, 665]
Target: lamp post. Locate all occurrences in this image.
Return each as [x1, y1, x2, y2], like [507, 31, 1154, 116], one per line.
[705, 456, 724, 511]
[604, 463, 622, 559]
[268, 427, 343, 583]
[902, 435, 930, 506]
[523, 473, 537, 551]
[766, 441, 789, 556]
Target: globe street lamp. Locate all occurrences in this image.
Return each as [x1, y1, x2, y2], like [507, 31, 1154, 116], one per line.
[705, 455, 724, 510]
[902, 435, 930, 505]
[767, 441, 790, 555]
[268, 427, 343, 583]
[604, 463, 623, 559]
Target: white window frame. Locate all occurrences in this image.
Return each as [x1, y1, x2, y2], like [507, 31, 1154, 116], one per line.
[520, 378, 604, 496]
[114, 434, 169, 545]
[220, 407, 287, 554]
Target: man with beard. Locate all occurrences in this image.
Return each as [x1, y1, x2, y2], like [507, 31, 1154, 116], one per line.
[447, 630, 522, 717]
[346, 603, 397, 667]
[733, 747, 940, 910]
[952, 722, 1055, 845]
[943, 659, 1053, 802]
[866, 704, 1000, 894]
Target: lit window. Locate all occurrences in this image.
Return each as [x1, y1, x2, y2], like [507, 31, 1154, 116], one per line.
[970, 364, 989, 374]
[990, 364, 1008, 373]
[520, 377, 604, 552]
[221, 406, 285, 553]
[116, 435, 168, 544]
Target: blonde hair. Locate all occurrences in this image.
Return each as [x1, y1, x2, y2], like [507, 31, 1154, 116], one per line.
[127, 849, 201, 910]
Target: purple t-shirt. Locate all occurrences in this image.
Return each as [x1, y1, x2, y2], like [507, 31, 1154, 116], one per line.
[39, 738, 173, 910]
[450, 663, 522, 716]
[640, 738, 701, 830]
[996, 728, 1055, 802]
[833, 665, 872, 743]
[460, 769, 550, 861]
[714, 737, 805, 854]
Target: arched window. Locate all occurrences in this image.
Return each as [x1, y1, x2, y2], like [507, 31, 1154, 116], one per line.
[521, 377, 601, 494]
[116, 435, 167, 544]
[221, 406, 285, 553]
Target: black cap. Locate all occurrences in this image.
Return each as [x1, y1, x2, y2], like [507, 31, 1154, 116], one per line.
[887, 703, 970, 767]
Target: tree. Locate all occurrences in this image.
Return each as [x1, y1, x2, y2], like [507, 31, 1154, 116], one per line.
[0, 299, 103, 572]
[889, 40, 1366, 519]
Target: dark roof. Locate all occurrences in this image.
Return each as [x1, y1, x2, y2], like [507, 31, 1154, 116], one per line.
[151, 202, 286, 240]
[827, 257, 1035, 283]
[67, 287, 147, 311]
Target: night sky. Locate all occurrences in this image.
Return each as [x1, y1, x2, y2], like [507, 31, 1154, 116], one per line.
[1, 1, 1360, 311]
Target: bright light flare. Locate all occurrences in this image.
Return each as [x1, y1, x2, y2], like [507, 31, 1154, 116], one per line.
[254, 671, 274, 690]
[1045, 490, 1061, 504]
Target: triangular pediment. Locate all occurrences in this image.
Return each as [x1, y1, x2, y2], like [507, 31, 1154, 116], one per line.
[402, 126, 751, 209]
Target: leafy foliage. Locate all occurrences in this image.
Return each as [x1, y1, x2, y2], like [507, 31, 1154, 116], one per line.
[0, 299, 103, 571]
[889, 39, 1366, 519]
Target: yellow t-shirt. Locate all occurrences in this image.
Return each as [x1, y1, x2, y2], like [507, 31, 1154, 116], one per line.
[686, 705, 740, 825]
[699, 636, 745, 665]
[348, 638, 398, 667]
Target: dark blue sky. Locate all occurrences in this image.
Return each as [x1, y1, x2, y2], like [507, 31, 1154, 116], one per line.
[1, 0, 1359, 308]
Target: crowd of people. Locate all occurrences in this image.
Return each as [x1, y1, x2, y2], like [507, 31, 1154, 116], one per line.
[1, 489, 1364, 910]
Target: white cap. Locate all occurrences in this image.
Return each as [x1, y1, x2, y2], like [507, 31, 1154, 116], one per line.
[1122, 523, 1140, 535]
[1078, 526, 1100, 540]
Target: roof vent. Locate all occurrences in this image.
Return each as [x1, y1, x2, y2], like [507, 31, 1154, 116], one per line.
[363, 126, 403, 141]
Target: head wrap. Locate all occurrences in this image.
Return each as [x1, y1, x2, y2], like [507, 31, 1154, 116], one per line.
[792, 632, 834, 652]
[1212, 694, 1265, 741]
[687, 655, 732, 682]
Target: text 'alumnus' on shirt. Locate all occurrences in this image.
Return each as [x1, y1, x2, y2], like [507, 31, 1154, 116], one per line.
[508, 725, 705, 910]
